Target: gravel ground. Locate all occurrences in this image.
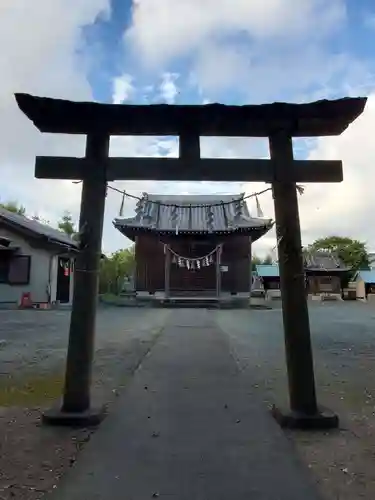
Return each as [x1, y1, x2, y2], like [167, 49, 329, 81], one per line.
[1, 302, 375, 500]
[0, 306, 171, 500]
[215, 301, 375, 500]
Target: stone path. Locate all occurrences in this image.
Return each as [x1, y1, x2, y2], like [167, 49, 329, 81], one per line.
[49, 309, 320, 500]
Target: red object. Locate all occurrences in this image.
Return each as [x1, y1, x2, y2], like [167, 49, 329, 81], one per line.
[20, 292, 32, 308]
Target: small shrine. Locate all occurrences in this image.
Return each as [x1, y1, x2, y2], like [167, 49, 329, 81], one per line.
[114, 193, 273, 298]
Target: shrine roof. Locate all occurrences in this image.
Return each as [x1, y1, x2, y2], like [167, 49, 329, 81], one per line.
[15, 94, 366, 137]
[113, 193, 273, 239]
[255, 252, 350, 278]
[304, 251, 350, 271]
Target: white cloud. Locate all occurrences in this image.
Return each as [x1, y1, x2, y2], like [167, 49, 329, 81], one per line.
[120, 0, 375, 258]
[158, 72, 179, 104]
[126, 0, 345, 66]
[112, 74, 134, 104]
[245, 94, 375, 255]
[0, 0, 110, 234]
[298, 93, 375, 249]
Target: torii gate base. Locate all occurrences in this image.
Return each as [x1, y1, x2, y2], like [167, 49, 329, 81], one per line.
[15, 93, 366, 429]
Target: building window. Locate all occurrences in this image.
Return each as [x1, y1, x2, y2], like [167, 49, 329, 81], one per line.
[0, 254, 31, 285]
[0, 254, 10, 283]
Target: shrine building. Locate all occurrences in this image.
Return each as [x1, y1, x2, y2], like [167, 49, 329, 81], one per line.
[114, 193, 273, 300]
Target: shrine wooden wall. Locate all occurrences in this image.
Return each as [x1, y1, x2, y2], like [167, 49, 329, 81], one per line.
[135, 234, 251, 294]
[306, 274, 342, 294]
[220, 235, 251, 293]
[135, 234, 164, 292]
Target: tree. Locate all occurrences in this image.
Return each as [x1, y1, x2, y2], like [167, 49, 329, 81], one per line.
[32, 214, 51, 225]
[251, 255, 262, 271]
[308, 236, 370, 272]
[99, 247, 135, 295]
[0, 200, 26, 215]
[251, 253, 274, 271]
[262, 254, 273, 265]
[58, 211, 76, 237]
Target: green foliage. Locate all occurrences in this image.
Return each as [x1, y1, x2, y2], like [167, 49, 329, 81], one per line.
[1, 200, 76, 238]
[32, 214, 50, 225]
[308, 236, 370, 272]
[58, 211, 76, 236]
[0, 200, 26, 215]
[99, 247, 135, 295]
[251, 255, 262, 271]
[262, 254, 273, 265]
[0, 372, 64, 407]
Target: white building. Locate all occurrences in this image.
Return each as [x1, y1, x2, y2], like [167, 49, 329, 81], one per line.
[0, 207, 78, 307]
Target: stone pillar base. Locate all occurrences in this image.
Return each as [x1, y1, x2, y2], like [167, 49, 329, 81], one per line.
[42, 405, 106, 427]
[271, 405, 339, 430]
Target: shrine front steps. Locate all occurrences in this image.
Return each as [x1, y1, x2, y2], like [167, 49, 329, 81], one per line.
[156, 297, 251, 309]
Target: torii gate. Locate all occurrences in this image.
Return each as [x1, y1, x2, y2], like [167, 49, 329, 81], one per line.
[15, 94, 366, 429]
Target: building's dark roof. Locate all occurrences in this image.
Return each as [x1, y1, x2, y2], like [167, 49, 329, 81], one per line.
[0, 207, 78, 249]
[114, 193, 273, 241]
[254, 252, 350, 278]
[15, 93, 366, 137]
[303, 251, 350, 271]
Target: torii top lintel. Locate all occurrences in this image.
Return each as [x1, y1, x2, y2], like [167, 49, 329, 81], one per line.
[15, 93, 366, 138]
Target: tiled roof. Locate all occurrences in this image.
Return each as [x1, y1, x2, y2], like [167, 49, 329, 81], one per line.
[0, 207, 78, 249]
[356, 270, 375, 284]
[256, 264, 280, 278]
[255, 252, 350, 278]
[303, 251, 349, 271]
[114, 193, 272, 235]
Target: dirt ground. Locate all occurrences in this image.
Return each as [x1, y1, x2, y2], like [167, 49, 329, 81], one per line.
[286, 357, 375, 499]
[0, 307, 169, 500]
[1, 303, 375, 499]
[217, 302, 375, 500]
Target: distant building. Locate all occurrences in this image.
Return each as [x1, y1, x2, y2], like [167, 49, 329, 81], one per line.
[353, 270, 375, 300]
[255, 264, 280, 290]
[255, 251, 351, 297]
[0, 207, 78, 307]
[304, 251, 350, 296]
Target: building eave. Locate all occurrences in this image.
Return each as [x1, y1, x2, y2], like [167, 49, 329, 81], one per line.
[114, 221, 273, 243]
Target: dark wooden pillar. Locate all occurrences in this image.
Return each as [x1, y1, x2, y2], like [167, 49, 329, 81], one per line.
[270, 132, 338, 428]
[164, 245, 171, 299]
[133, 236, 138, 291]
[43, 132, 109, 425]
[248, 237, 252, 302]
[216, 245, 222, 298]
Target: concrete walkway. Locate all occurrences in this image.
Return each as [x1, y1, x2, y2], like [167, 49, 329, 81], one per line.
[50, 310, 320, 500]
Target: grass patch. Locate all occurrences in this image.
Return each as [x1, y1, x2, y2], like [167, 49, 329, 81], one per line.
[0, 373, 64, 407]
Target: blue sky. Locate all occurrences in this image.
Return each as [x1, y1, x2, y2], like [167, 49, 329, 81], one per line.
[2, 0, 375, 256]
